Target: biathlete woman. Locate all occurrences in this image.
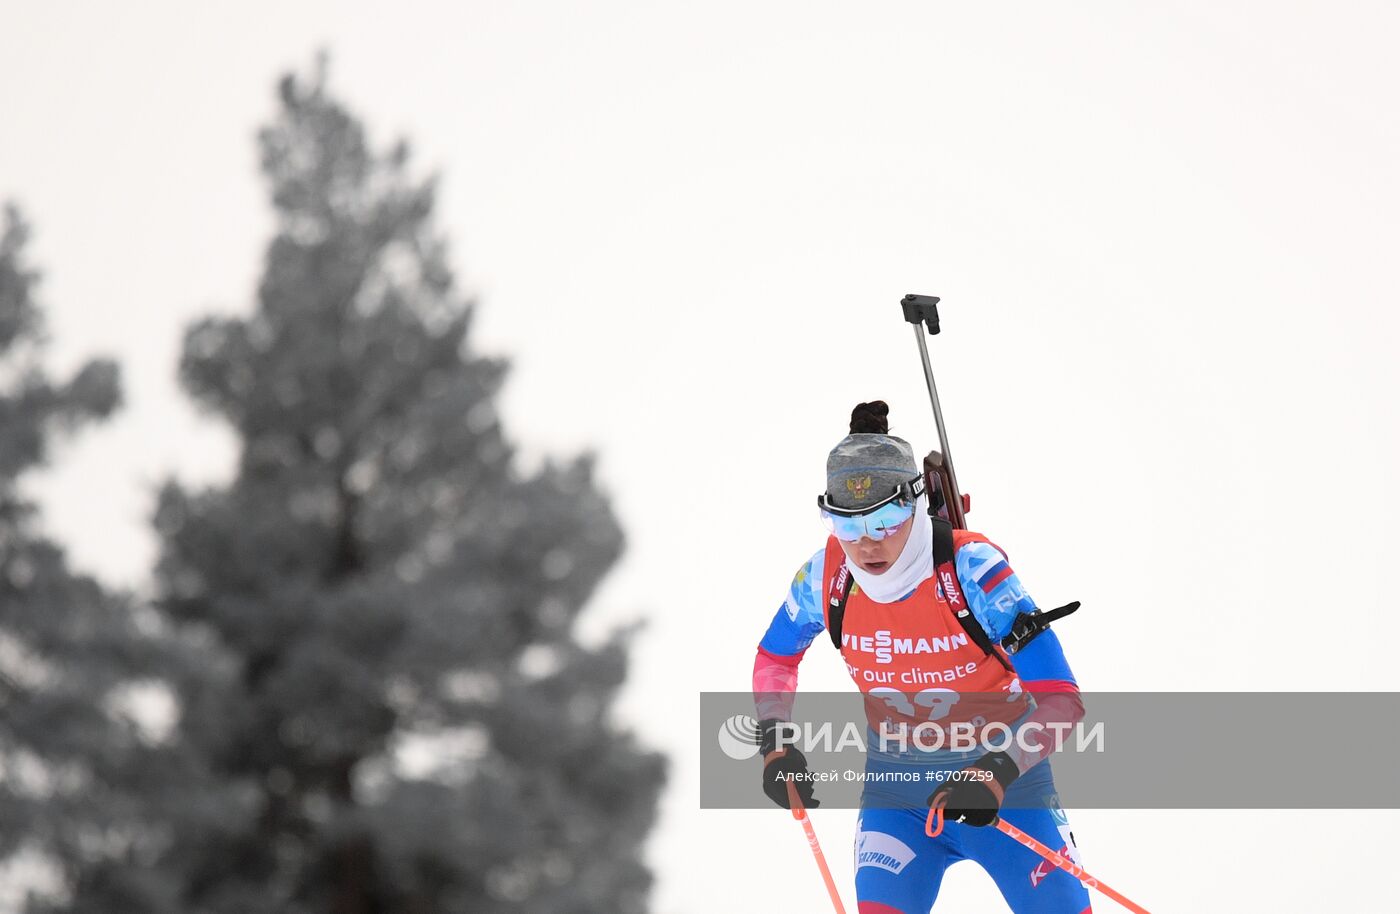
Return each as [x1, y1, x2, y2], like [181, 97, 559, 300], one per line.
[752, 401, 1092, 913]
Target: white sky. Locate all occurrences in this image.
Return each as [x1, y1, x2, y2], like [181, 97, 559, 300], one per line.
[3, 2, 1398, 910]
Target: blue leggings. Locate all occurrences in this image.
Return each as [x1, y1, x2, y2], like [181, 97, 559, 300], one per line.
[853, 781, 1091, 913]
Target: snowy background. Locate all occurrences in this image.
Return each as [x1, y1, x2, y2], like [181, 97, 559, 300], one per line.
[4, 1, 1398, 910]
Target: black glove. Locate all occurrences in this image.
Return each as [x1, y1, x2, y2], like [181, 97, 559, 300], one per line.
[927, 750, 1020, 827]
[759, 718, 819, 810]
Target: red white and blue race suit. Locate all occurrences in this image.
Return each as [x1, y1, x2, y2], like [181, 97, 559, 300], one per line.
[754, 532, 1092, 914]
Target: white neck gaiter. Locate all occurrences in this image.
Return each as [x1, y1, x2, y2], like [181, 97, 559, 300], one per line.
[844, 495, 934, 604]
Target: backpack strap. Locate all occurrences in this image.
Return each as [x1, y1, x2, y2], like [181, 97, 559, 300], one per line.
[825, 562, 856, 650]
[930, 516, 1017, 674]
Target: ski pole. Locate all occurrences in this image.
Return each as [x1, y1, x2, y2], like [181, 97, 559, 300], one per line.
[787, 783, 849, 914]
[901, 293, 967, 529]
[925, 804, 1153, 914]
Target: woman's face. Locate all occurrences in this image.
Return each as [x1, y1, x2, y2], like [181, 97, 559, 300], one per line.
[837, 516, 914, 574]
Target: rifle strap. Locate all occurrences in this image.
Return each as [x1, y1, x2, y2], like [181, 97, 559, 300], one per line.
[825, 563, 856, 650]
[930, 516, 1017, 674]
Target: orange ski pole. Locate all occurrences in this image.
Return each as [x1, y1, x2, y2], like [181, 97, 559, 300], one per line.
[926, 804, 1152, 914]
[788, 784, 849, 914]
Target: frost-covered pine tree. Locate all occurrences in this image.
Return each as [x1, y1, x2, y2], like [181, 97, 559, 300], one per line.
[154, 60, 664, 914]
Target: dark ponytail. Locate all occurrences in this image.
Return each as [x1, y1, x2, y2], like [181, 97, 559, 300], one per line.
[848, 401, 890, 435]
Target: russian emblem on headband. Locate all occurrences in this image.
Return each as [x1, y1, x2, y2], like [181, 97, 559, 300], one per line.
[846, 475, 873, 501]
